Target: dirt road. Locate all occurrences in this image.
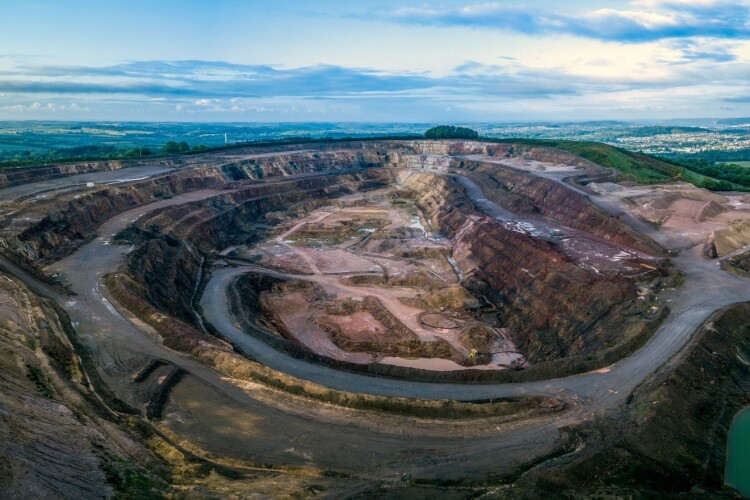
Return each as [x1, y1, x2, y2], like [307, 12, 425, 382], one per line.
[5, 154, 750, 481]
[34, 175, 565, 480]
[201, 169, 750, 408]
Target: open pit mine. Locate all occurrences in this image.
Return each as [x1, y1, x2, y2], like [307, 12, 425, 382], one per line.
[2, 139, 750, 497]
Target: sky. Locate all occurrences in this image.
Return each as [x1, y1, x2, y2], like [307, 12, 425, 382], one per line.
[1, 0, 750, 122]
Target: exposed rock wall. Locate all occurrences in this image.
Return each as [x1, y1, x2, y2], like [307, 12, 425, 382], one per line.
[1, 167, 226, 268]
[457, 162, 663, 255]
[122, 171, 392, 326]
[513, 302, 750, 497]
[705, 219, 750, 258]
[0, 150, 392, 270]
[0, 160, 128, 189]
[0, 273, 163, 498]
[218, 149, 388, 180]
[399, 171, 645, 361]
[723, 248, 750, 276]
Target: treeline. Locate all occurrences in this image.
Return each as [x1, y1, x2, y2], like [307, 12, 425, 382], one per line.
[0, 144, 155, 167]
[626, 126, 710, 137]
[0, 141, 210, 168]
[161, 141, 208, 154]
[424, 125, 479, 139]
[679, 158, 750, 190]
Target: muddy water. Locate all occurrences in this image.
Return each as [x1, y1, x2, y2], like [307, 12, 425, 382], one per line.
[726, 406, 750, 496]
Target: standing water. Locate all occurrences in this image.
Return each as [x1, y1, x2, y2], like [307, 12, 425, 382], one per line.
[727, 406, 750, 497]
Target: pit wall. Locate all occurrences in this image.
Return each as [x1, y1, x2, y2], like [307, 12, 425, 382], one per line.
[0, 159, 126, 188]
[0, 149, 393, 271]
[120, 161, 659, 367]
[454, 160, 663, 255]
[120, 171, 393, 328]
[0, 139, 609, 273]
[113, 157, 667, 381]
[0, 138, 405, 190]
[513, 301, 750, 497]
[394, 140, 598, 169]
[398, 170, 659, 362]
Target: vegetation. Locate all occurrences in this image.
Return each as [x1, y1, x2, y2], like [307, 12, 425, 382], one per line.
[425, 125, 479, 139]
[2, 126, 747, 192]
[0, 144, 155, 168]
[0, 141, 216, 168]
[25, 362, 54, 399]
[672, 158, 750, 189]
[491, 138, 681, 183]
[491, 138, 750, 190]
[625, 125, 709, 136]
[161, 141, 191, 154]
[92, 442, 165, 499]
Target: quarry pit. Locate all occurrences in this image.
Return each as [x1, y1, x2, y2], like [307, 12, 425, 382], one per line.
[4, 139, 750, 496]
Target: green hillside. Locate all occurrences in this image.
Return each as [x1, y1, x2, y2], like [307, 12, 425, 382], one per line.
[492, 138, 748, 191]
[492, 138, 680, 183]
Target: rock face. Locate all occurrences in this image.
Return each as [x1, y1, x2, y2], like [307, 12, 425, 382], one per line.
[0, 160, 128, 189]
[104, 148, 661, 366]
[1, 167, 226, 269]
[454, 161, 663, 255]
[705, 219, 750, 258]
[217, 149, 387, 180]
[0, 149, 395, 270]
[723, 247, 750, 276]
[400, 171, 659, 361]
[0, 274, 160, 498]
[120, 170, 392, 328]
[513, 301, 750, 497]
[0, 140, 666, 370]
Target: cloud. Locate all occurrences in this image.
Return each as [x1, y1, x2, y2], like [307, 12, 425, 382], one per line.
[1, 100, 86, 112]
[667, 39, 738, 62]
[0, 59, 582, 101]
[374, 0, 750, 43]
[1, 55, 749, 121]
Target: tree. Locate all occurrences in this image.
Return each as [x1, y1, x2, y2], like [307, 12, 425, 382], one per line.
[701, 178, 734, 191]
[424, 125, 479, 140]
[162, 141, 190, 154]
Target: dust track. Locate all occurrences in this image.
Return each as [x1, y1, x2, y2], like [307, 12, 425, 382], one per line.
[5, 146, 750, 482]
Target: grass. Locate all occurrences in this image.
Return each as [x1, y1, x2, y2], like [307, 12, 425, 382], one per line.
[489, 138, 681, 183]
[488, 137, 750, 190]
[25, 362, 54, 399]
[723, 161, 750, 168]
[91, 442, 166, 499]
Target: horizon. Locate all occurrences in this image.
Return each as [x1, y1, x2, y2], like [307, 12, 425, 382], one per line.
[0, 117, 748, 125]
[2, 1, 750, 122]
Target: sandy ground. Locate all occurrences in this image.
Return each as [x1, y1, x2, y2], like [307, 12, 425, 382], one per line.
[7, 144, 750, 491]
[242, 190, 525, 370]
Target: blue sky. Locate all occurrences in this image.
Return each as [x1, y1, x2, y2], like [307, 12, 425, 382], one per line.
[1, 0, 750, 121]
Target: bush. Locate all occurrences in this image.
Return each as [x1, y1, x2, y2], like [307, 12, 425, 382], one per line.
[161, 141, 190, 154]
[424, 125, 479, 140]
[701, 178, 735, 191]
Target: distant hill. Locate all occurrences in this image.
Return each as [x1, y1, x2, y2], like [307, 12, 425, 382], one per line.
[628, 126, 710, 136]
[716, 117, 750, 126]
